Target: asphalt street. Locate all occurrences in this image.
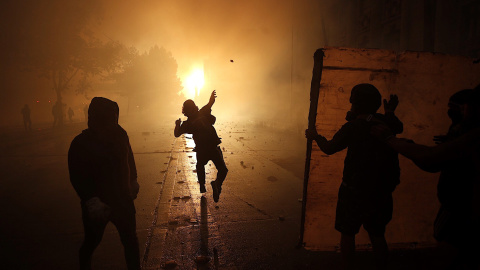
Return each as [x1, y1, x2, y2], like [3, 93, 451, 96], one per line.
[0, 119, 307, 270]
[0, 119, 455, 269]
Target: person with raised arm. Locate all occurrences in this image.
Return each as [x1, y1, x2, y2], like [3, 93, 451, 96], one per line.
[175, 90, 228, 202]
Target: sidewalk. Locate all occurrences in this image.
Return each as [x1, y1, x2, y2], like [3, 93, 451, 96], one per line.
[141, 136, 225, 269]
[140, 130, 307, 269]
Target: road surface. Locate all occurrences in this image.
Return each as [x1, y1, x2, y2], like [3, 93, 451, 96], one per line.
[0, 120, 453, 269]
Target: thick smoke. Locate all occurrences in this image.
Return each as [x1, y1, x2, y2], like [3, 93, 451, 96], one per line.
[97, 0, 327, 126]
[0, 0, 332, 127]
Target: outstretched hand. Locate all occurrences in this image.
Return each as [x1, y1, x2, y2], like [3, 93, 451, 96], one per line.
[175, 118, 181, 126]
[383, 94, 399, 113]
[209, 90, 217, 105]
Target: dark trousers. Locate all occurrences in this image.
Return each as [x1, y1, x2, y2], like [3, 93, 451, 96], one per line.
[196, 146, 228, 186]
[79, 206, 140, 270]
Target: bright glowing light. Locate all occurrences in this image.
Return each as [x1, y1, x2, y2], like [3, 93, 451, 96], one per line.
[182, 68, 205, 100]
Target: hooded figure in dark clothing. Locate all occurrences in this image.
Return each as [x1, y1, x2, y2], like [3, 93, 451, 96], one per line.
[68, 97, 140, 270]
[306, 84, 403, 270]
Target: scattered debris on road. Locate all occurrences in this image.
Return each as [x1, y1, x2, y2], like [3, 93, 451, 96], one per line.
[163, 260, 177, 269]
[195, 256, 210, 264]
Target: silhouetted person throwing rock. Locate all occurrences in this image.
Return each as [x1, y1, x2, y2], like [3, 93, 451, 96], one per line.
[306, 84, 403, 270]
[174, 90, 228, 202]
[68, 97, 140, 270]
[21, 104, 31, 131]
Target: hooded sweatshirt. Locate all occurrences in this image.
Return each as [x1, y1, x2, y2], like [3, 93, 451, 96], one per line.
[68, 97, 137, 212]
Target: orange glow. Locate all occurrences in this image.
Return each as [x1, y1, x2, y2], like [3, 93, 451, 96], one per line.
[182, 67, 205, 100]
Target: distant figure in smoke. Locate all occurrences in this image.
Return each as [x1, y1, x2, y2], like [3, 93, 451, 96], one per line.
[68, 106, 74, 123]
[52, 101, 60, 128]
[21, 104, 31, 131]
[174, 90, 228, 202]
[372, 87, 480, 270]
[306, 84, 403, 270]
[68, 97, 140, 270]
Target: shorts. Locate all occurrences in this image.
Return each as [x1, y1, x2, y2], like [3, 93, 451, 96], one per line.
[335, 183, 393, 236]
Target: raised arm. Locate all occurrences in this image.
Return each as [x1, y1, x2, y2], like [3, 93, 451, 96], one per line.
[205, 90, 217, 110]
[383, 112, 403, 134]
[372, 125, 480, 171]
[383, 94, 403, 134]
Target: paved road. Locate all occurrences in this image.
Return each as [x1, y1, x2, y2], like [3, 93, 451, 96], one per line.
[141, 121, 306, 269]
[0, 120, 454, 269]
[0, 120, 307, 270]
[0, 121, 173, 269]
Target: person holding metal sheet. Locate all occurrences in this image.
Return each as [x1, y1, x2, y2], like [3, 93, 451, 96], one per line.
[306, 84, 403, 270]
[174, 90, 228, 202]
[372, 86, 480, 270]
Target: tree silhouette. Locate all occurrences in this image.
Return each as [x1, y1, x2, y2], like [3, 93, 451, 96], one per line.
[2, 0, 123, 125]
[112, 45, 182, 116]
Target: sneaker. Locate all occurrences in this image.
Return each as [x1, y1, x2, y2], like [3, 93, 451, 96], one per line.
[199, 184, 206, 193]
[211, 181, 221, 202]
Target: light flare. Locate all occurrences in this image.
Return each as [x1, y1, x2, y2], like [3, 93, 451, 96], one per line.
[182, 67, 205, 100]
